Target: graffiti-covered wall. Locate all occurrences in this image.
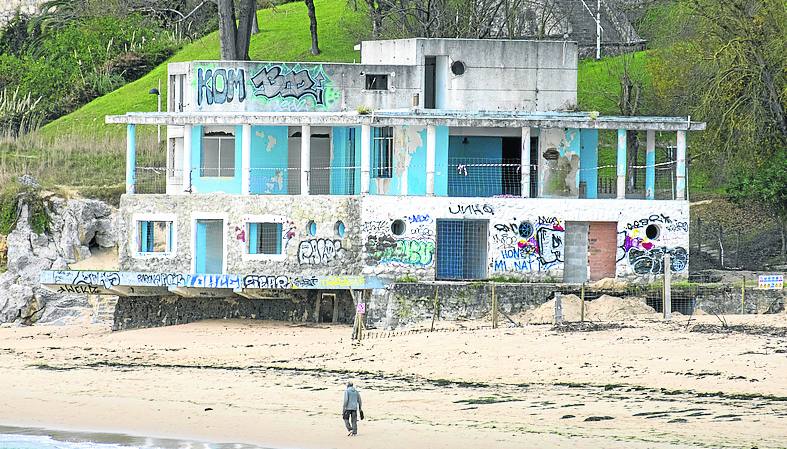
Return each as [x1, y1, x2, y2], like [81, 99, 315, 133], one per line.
[172, 61, 420, 113]
[119, 194, 688, 283]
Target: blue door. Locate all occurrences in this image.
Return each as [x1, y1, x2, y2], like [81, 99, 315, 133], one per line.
[195, 219, 224, 274]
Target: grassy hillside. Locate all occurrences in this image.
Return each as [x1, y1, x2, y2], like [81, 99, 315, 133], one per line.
[41, 0, 367, 137]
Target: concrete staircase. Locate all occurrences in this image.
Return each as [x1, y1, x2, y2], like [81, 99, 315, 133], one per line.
[92, 295, 119, 324]
[555, 0, 646, 56]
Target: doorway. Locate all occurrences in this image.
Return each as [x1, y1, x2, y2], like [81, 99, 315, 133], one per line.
[501, 137, 522, 196]
[195, 219, 224, 274]
[587, 222, 617, 281]
[424, 56, 436, 109]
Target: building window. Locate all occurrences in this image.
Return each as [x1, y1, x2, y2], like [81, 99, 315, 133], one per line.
[137, 221, 173, 253]
[365, 74, 388, 90]
[371, 127, 393, 178]
[201, 130, 235, 177]
[248, 222, 283, 255]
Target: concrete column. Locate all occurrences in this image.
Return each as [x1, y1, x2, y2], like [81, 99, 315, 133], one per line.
[182, 124, 192, 193]
[125, 124, 136, 194]
[301, 125, 311, 195]
[676, 130, 687, 200]
[426, 125, 436, 196]
[645, 130, 656, 200]
[616, 128, 627, 199]
[360, 124, 371, 195]
[241, 124, 252, 195]
[521, 127, 531, 197]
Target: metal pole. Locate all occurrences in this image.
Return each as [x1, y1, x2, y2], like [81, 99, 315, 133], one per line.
[157, 78, 162, 144]
[580, 283, 586, 322]
[741, 276, 745, 314]
[664, 252, 672, 320]
[596, 0, 601, 60]
[431, 286, 439, 332]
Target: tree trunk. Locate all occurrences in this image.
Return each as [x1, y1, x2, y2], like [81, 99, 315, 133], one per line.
[304, 0, 320, 55]
[251, 10, 259, 34]
[217, 0, 238, 60]
[236, 0, 256, 61]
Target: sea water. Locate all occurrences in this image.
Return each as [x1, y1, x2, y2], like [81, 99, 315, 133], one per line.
[0, 426, 269, 449]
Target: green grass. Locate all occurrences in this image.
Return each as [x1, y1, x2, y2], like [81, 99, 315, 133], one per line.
[577, 51, 652, 115]
[40, 0, 368, 138]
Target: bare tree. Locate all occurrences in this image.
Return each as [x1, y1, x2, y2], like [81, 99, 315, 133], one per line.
[304, 0, 321, 55]
[217, 0, 256, 60]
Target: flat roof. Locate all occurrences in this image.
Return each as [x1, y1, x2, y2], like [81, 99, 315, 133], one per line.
[106, 110, 706, 131]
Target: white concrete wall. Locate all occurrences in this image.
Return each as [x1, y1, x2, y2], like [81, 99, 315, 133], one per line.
[170, 38, 578, 115]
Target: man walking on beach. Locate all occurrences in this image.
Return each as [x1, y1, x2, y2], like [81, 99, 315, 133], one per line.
[342, 381, 363, 436]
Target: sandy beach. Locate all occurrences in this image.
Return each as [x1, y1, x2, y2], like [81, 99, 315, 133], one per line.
[0, 314, 786, 449]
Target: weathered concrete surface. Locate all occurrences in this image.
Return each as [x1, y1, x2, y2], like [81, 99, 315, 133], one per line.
[112, 290, 356, 330]
[0, 198, 118, 324]
[694, 287, 786, 315]
[119, 194, 690, 283]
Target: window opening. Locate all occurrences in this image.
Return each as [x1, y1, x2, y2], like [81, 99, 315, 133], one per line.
[138, 221, 172, 253]
[365, 74, 389, 90]
[201, 131, 235, 177]
[371, 127, 393, 178]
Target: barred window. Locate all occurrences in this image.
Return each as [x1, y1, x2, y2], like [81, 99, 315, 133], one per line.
[248, 222, 283, 255]
[137, 221, 173, 253]
[371, 127, 393, 178]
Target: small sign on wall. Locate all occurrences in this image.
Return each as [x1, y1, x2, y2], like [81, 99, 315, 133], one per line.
[356, 302, 366, 315]
[758, 275, 784, 290]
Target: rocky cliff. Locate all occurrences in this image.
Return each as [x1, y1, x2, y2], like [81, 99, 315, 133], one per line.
[0, 195, 118, 325]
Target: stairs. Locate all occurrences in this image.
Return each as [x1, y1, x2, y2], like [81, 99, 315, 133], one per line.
[92, 295, 119, 324]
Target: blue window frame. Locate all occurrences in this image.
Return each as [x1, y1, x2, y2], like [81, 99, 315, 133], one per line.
[248, 222, 283, 255]
[137, 221, 173, 253]
[371, 127, 393, 178]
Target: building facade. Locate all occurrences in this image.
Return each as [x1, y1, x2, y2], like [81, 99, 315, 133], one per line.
[42, 38, 703, 312]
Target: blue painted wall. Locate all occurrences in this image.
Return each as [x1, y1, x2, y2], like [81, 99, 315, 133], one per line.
[447, 135, 502, 197]
[250, 126, 289, 194]
[406, 128, 428, 196]
[434, 126, 449, 196]
[579, 129, 598, 199]
[195, 220, 223, 273]
[190, 125, 243, 194]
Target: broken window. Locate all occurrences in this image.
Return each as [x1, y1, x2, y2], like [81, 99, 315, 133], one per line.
[365, 74, 388, 90]
[137, 221, 173, 253]
[201, 130, 235, 177]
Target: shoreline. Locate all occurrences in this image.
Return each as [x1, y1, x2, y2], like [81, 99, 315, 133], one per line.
[1, 317, 786, 449]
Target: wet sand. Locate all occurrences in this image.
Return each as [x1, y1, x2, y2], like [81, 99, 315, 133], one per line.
[0, 314, 785, 448]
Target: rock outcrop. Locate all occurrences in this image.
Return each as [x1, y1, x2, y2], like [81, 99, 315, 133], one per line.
[0, 196, 118, 325]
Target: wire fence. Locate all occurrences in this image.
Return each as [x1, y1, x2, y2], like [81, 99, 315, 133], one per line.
[690, 217, 786, 271]
[132, 160, 680, 200]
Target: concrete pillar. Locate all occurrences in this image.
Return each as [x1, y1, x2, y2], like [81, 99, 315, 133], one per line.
[521, 127, 531, 197]
[426, 125, 436, 196]
[301, 125, 311, 195]
[360, 124, 371, 195]
[241, 124, 252, 195]
[616, 128, 627, 199]
[182, 124, 192, 193]
[125, 124, 136, 194]
[645, 130, 656, 200]
[676, 130, 687, 200]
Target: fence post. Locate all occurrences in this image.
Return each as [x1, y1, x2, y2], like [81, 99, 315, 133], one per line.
[431, 285, 439, 332]
[554, 292, 563, 324]
[696, 217, 702, 254]
[580, 283, 586, 323]
[491, 284, 498, 329]
[718, 224, 724, 268]
[664, 252, 672, 320]
[741, 275, 746, 314]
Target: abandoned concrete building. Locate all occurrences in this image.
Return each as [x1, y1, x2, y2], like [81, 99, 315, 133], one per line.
[41, 38, 704, 326]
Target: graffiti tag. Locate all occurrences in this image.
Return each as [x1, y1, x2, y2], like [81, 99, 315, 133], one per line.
[297, 239, 345, 265]
[197, 68, 247, 106]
